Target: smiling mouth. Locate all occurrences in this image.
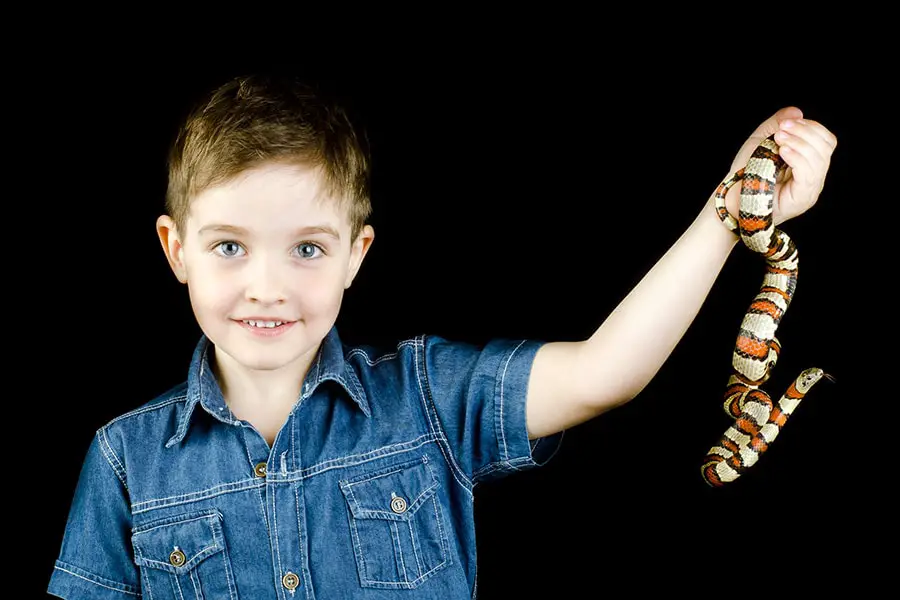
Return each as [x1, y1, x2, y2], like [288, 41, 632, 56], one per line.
[240, 319, 289, 329]
[233, 319, 297, 336]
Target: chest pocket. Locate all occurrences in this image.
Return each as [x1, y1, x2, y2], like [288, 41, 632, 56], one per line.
[132, 509, 238, 600]
[340, 454, 451, 590]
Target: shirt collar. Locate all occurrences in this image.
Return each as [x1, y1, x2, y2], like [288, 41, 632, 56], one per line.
[166, 326, 370, 448]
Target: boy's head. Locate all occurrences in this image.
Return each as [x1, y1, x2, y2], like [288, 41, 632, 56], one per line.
[165, 74, 372, 243]
[156, 74, 375, 374]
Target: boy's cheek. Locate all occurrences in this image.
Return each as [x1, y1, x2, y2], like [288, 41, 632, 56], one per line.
[185, 276, 237, 311]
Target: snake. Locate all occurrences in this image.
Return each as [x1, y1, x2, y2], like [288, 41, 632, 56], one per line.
[700, 133, 833, 487]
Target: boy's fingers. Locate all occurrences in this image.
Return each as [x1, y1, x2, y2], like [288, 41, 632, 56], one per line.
[777, 123, 833, 168]
[794, 118, 838, 150]
[775, 129, 823, 173]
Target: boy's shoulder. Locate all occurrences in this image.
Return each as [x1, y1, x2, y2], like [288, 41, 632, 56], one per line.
[112, 380, 190, 421]
[92, 380, 191, 447]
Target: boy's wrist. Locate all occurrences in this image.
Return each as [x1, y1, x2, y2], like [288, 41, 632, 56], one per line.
[698, 194, 741, 248]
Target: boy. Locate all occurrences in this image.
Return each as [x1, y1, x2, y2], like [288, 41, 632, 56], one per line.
[47, 74, 836, 599]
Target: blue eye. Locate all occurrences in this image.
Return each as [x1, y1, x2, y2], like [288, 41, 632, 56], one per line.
[295, 243, 324, 259]
[214, 241, 245, 258]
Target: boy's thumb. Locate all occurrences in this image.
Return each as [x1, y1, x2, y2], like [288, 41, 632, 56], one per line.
[760, 106, 804, 136]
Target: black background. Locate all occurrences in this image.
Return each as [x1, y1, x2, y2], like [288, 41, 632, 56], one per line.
[25, 29, 886, 599]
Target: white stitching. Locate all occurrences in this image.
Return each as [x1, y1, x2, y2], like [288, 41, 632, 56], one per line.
[131, 439, 444, 513]
[292, 480, 313, 600]
[299, 434, 436, 475]
[133, 513, 220, 536]
[144, 566, 154, 600]
[499, 340, 527, 462]
[408, 518, 424, 577]
[347, 506, 368, 582]
[106, 394, 186, 427]
[170, 570, 184, 600]
[413, 337, 474, 497]
[242, 432, 271, 538]
[51, 565, 142, 597]
[133, 478, 265, 513]
[220, 537, 237, 600]
[346, 348, 397, 365]
[390, 520, 408, 584]
[189, 569, 202, 600]
[270, 448, 284, 600]
[97, 428, 129, 490]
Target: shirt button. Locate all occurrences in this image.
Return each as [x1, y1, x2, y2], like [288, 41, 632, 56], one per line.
[169, 547, 186, 567]
[254, 462, 267, 477]
[282, 571, 300, 590]
[390, 493, 407, 514]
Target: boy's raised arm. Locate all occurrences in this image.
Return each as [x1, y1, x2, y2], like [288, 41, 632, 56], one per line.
[525, 107, 837, 440]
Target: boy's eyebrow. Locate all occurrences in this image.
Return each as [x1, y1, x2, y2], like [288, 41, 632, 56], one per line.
[198, 224, 341, 240]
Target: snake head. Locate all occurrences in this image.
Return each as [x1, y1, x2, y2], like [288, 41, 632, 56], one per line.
[796, 368, 831, 393]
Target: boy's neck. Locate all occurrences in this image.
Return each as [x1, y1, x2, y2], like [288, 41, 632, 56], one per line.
[210, 346, 314, 418]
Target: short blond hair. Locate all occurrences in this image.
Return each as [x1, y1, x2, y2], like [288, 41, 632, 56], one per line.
[166, 74, 371, 240]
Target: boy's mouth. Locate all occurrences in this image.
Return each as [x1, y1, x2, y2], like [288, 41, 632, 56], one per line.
[234, 319, 297, 336]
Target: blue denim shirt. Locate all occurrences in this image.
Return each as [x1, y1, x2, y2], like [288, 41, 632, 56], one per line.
[48, 326, 564, 599]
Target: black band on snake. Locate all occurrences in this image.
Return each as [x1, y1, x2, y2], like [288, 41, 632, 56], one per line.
[701, 133, 833, 487]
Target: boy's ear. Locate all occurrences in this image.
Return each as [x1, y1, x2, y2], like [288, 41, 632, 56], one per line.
[156, 215, 188, 283]
[345, 224, 375, 289]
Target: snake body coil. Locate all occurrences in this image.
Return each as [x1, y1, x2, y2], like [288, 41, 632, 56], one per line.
[701, 133, 830, 487]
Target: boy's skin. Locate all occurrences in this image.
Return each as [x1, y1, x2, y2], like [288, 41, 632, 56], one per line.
[156, 106, 836, 448]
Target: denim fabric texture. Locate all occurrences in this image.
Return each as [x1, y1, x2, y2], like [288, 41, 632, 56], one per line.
[48, 326, 563, 599]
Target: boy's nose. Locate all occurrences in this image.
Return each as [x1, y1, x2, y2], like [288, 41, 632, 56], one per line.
[244, 260, 288, 304]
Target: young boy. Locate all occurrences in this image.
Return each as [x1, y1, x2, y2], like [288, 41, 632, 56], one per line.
[47, 74, 836, 599]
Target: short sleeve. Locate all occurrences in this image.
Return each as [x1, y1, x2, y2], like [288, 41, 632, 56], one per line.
[47, 428, 141, 599]
[422, 335, 564, 485]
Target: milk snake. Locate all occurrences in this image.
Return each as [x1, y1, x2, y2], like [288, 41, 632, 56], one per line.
[701, 133, 832, 487]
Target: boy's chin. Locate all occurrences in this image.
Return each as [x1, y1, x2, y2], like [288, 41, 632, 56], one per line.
[209, 337, 309, 373]
[235, 355, 289, 371]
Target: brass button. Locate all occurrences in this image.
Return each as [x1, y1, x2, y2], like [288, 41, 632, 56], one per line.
[282, 572, 300, 590]
[169, 547, 186, 567]
[390, 493, 407, 514]
[254, 462, 267, 477]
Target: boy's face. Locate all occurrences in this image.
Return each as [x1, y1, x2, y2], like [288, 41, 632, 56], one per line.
[157, 162, 374, 376]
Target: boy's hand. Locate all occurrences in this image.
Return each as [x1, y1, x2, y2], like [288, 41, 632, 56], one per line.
[721, 106, 837, 226]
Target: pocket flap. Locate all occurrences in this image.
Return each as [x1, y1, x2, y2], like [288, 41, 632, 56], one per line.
[132, 510, 226, 574]
[340, 456, 439, 521]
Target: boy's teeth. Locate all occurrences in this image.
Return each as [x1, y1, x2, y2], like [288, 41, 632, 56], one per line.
[245, 320, 284, 328]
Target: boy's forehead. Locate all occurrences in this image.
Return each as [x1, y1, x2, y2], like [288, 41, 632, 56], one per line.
[187, 163, 350, 234]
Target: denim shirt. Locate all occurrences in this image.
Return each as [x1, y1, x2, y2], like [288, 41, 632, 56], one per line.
[48, 326, 564, 599]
